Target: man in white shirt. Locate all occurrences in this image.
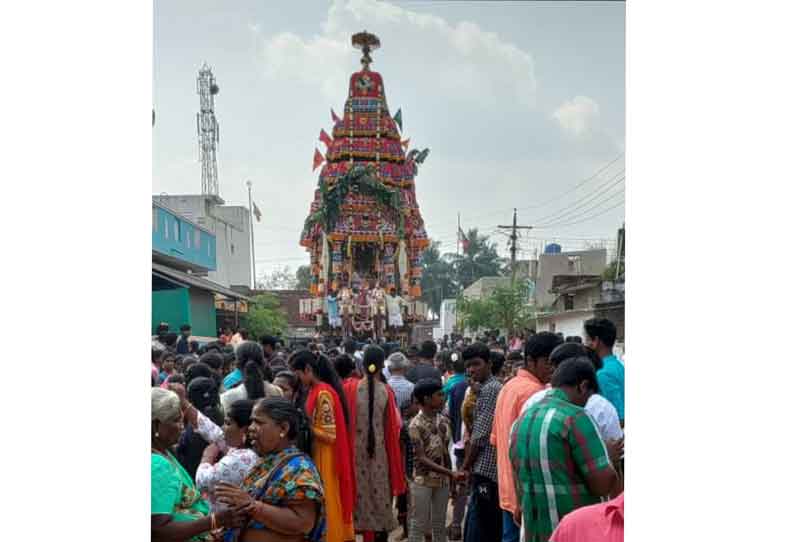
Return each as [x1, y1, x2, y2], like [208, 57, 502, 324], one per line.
[515, 343, 623, 444]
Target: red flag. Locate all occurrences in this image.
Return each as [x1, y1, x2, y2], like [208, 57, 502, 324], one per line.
[331, 108, 341, 123]
[312, 148, 325, 171]
[401, 138, 410, 149]
[319, 129, 333, 148]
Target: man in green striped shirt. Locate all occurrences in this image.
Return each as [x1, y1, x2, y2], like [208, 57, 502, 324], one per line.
[509, 358, 619, 542]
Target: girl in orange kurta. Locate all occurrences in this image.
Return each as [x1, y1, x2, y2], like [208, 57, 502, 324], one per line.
[290, 350, 356, 542]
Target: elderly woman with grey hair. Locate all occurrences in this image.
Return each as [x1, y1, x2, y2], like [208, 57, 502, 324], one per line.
[151, 387, 245, 542]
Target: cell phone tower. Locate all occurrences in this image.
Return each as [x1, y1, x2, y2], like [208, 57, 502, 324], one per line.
[196, 62, 220, 197]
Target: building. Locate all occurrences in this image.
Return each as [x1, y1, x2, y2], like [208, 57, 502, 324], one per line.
[256, 289, 316, 340]
[462, 276, 512, 301]
[152, 201, 249, 337]
[515, 259, 538, 283]
[594, 279, 625, 346]
[534, 278, 625, 346]
[435, 298, 458, 338]
[534, 248, 607, 308]
[153, 194, 252, 289]
[533, 275, 602, 339]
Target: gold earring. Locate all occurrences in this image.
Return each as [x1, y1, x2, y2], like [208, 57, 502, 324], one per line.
[155, 432, 159, 437]
[279, 432, 285, 438]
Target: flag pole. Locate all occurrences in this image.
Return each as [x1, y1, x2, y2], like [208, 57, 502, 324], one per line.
[457, 212, 461, 257]
[247, 180, 256, 290]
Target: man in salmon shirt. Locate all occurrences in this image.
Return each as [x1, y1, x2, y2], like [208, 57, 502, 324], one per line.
[550, 493, 624, 542]
[490, 332, 563, 542]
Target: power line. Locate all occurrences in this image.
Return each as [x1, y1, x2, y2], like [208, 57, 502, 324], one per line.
[537, 187, 624, 228]
[516, 154, 624, 212]
[420, 153, 624, 231]
[528, 170, 624, 226]
[541, 199, 625, 230]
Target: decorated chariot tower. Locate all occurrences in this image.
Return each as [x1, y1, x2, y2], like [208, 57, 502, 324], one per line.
[299, 31, 430, 337]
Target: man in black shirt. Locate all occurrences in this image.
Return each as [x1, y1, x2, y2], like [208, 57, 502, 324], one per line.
[406, 339, 442, 383]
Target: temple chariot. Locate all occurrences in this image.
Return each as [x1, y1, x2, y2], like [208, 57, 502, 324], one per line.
[299, 31, 430, 341]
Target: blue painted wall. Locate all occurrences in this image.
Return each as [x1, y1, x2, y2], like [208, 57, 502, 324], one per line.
[152, 204, 216, 271]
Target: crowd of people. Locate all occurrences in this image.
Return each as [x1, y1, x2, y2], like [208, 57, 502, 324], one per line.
[151, 317, 625, 542]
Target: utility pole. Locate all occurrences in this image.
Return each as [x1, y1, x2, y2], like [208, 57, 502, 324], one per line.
[498, 208, 533, 286]
[247, 180, 256, 290]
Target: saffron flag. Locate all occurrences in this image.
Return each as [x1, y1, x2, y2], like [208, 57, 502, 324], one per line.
[319, 129, 333, 148]
[253, 202, 262, 222]
[401, 138, 410, 149]
[393, 108, 403, 131]
[313, 148, 325, 171]
[458, 226, 470, 252]
[331, 108, 342, 123]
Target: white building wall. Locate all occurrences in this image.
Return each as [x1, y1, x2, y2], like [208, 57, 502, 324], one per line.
[211, 205, 252, 288]
[440, 299, 457, 336]
[154, 195, 252, 289]
[536, 310, 594, 339]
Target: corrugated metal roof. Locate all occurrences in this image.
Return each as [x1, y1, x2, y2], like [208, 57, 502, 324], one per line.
[152, 262, 251, 301]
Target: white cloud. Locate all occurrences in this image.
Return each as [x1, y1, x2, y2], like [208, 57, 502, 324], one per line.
[255, 0, 537, 107]
[553, 95, 601, 138]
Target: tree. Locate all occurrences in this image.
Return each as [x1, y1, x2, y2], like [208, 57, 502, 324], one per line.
[420, 240, 456, 318]
[457, 280, 535, 336]
[245, 294, 288, 338]
[602, 259, 625, 281]
[295, 265, 312, 290]
[488, 280, 536, 337]
[456, 295, 495, 334]
[257, 266, 298, 290]
[447, 228, 506, 291]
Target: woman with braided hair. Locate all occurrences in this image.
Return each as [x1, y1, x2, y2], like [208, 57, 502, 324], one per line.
[343, 345, 406, 542]
[289, 349, 355, 542]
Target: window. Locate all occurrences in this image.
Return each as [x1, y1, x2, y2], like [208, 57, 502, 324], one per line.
[186, 227, 191, 249]
[208, 242, 211, 257]
[164, 217, 169, 239]
[174, 221, 179, 242]
[194, 229, 201, 249]
[152, 208, 157, 233]
[564, 295, 574, 311]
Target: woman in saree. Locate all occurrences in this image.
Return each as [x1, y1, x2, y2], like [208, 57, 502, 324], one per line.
[151, 387, 245, 542]
[344, 345, 407, 542]
[215, 398, 325, 542]
[289, 350, 355, 542]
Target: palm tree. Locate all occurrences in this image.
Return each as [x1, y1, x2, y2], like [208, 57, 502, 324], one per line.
[420, 240, 456, 318]
[447, 228, 506, 291]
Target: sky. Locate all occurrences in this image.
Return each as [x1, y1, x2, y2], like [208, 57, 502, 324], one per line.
[153, 0, 625, 279]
